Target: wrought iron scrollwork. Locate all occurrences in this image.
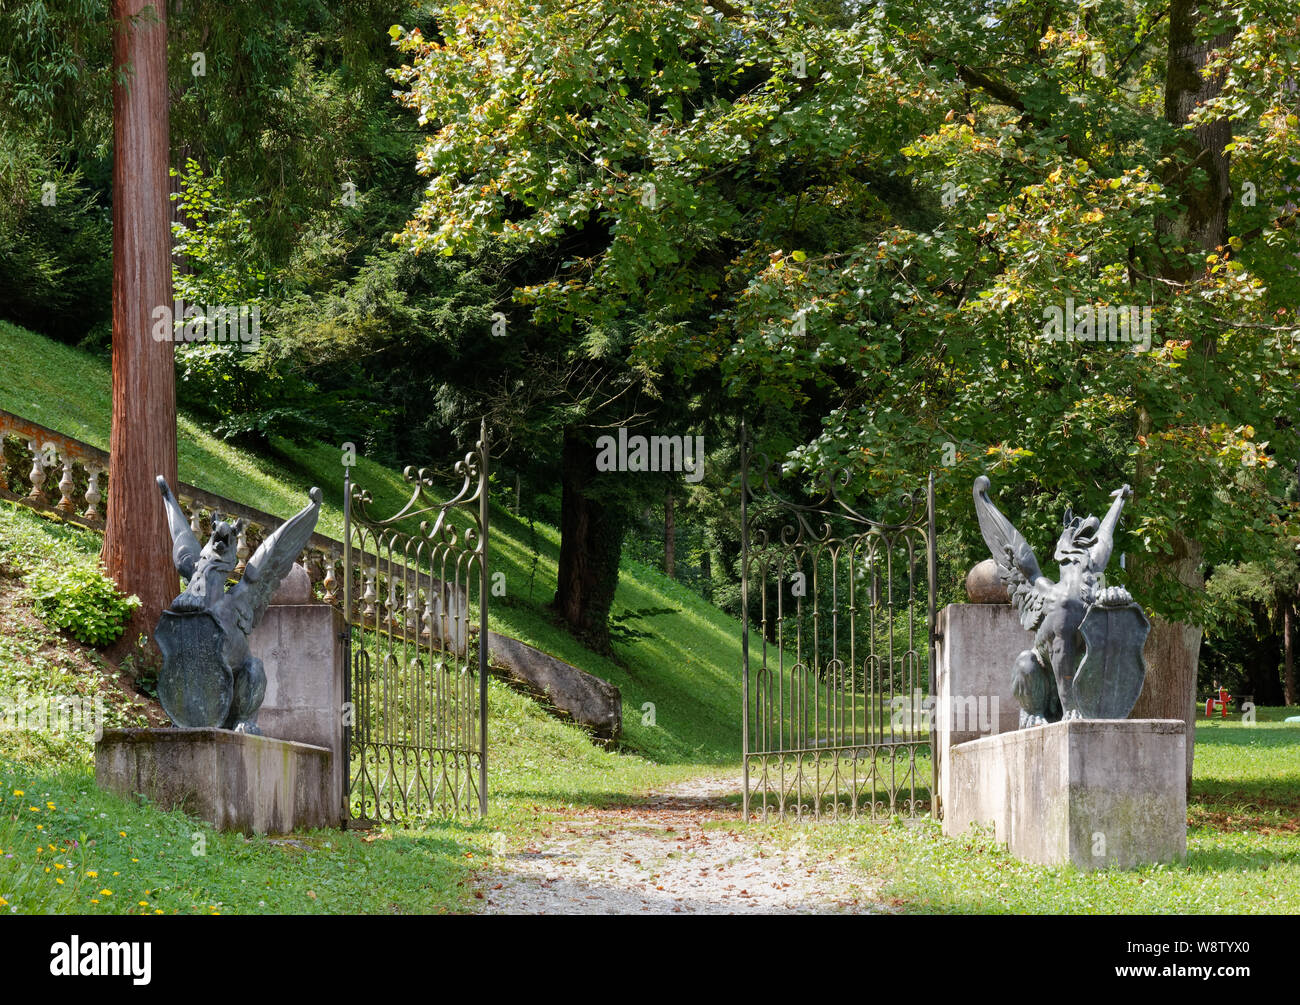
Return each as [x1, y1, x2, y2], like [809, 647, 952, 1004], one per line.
[342, 422, 490, 823]
[740, 423, 937, 822]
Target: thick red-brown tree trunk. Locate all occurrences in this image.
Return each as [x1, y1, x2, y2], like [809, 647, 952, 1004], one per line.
[102, 0, 179, 634]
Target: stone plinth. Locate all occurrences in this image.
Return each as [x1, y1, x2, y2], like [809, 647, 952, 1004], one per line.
[487, 631, 621, 742]
[935, 604, 1032, 817]
[248, 603, 346, 819]
[96, 728, 337, 834]
[942, 718, 1186, 870]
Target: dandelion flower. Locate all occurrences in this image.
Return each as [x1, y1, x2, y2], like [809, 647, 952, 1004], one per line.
[86, 871, 98, 878]
[46, 802, 55, 810]
[153, 909, 164, 915]
[119, 831, 126, 838]
[100, 888, 112, 896]
[56, 878, 64, 885]
[138, 901, 148, 907]
[12, 789, 23, 796]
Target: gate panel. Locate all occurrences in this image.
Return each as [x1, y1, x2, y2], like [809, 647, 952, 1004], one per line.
[342, 424, 489, 821]
[741, 430, 936, 820]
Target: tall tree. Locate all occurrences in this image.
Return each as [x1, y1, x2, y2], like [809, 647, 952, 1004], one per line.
[102, 0, 179, 631]
[1131, 0, 1239, 786]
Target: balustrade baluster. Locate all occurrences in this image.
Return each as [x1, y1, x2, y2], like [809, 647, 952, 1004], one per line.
[84, 465, 102, 521]
[56, 454, 75, 513]
[27, 440, 46, 502]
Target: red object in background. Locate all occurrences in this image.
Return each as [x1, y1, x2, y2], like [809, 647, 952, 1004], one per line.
[1205, 686, 1232, 719]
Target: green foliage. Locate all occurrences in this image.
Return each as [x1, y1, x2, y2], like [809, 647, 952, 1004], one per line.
[393, 0, 1300, 628]
[29, 564, 140, 648]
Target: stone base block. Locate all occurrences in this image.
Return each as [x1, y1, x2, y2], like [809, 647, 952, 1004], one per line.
[487, 631, 621, 742]
[96, 728, 337, 834]
[942, 718, 1186, 870]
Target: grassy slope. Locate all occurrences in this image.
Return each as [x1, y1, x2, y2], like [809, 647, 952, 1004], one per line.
[0, 320, 740, 763]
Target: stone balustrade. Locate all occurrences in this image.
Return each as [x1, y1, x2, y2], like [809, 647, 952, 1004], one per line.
[0, 408, 469, 634]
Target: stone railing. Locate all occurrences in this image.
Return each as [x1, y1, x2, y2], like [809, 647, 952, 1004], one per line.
[0, 408, 343, 601]
[0, 409, 470, 626]
[0, 408, 621, 740]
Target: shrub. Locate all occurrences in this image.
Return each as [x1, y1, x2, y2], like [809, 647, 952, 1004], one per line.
[29, 563, 140, 647]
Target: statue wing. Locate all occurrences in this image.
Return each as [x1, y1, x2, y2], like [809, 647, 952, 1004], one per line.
[230, 487, 323, 634]
[156, 476, 200, 582]
[973, 476, 1052, 631]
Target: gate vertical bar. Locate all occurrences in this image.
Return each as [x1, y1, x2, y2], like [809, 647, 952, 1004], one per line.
[927, 470, 938, 820]
[342, 464, 353, 824]
[478, 418, 489, 818]
[740, 421, 751, 820]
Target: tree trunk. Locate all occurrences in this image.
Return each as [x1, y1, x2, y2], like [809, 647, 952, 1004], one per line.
[664, 488, 675, 578]
[1130, 532, 1203, 791]
[1130, 0, 1237, 792]
[552, 427, 628, 653]
[1285, 596, 1296, 707]
[103, 0, 179, 636]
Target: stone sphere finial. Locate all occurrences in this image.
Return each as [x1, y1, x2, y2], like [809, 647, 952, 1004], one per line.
[965, 558, 1009, 604]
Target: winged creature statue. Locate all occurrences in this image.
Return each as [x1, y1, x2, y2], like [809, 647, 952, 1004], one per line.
[154, 477, 322, 734]
[973, 476, 1150, 728]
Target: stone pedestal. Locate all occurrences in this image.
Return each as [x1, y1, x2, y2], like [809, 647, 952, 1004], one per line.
[942, 718, 1186, 870]
[935, 604, 1031, 817]
[487, 631, 621, 742]
[96, 728, 336, 834]
[248, 603, 347, 819]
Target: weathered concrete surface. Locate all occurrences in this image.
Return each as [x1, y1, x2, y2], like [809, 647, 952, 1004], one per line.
[935, 604, 1031, 817]
[96, 728, 336, 834]
[486, 631, 621, 742]
[943, 718, 1186, 870]
[248, 603, 346, 819]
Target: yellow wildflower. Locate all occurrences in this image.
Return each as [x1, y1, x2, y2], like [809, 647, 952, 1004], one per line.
[86, 870, 98, 878]
[12, 789, 23, 796]
[100, 888, 112, 896]
[56, 878, 64, 885]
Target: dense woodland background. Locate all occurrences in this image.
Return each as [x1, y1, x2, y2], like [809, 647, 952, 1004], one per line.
[1, 0, 1297, 708]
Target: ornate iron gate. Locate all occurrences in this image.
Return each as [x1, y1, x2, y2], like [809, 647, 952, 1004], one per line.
[741, 430, 937, 820]
[342, 423, 489, 821]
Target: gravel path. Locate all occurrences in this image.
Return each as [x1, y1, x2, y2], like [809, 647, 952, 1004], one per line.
[477, 774, 880, 914]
